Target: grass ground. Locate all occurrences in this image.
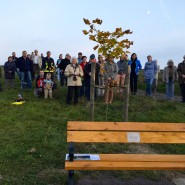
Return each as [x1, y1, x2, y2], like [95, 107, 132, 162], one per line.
[0, 71, 185, 185]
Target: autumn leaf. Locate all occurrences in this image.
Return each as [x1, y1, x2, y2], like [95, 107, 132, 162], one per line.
[82, 30, 88, 35]
[93, 18, 102, 25]
[93, 45, 99, 50]
[83, 18, 91, 25]
[89, 35, 96, 41]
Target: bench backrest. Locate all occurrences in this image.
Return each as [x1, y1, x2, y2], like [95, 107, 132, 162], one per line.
[67, 121, 185, 144]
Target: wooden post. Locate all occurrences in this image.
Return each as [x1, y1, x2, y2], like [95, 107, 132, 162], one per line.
[123, 65, 130, 122]
[90, 62, 96, 121]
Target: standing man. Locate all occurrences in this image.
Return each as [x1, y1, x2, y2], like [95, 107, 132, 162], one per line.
[58, 53, 71, 86]
[84, 54, 100, 101]
[144, 55, 157, 96]
[153, 60, 160, 93]
[77, 52, 83, 64]
[42, 51, 55, 80]
[31, 50, 42, 79]
[177, 55, 185, 103]
[56, 54, 63, 82]
[18, 51, 33, 89]
[12, 52, 20, 78]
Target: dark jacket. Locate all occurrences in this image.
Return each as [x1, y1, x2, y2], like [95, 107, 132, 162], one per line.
[84, 62, 100, 86]
[17, 57, 33, 72]
[177, 60, 185, 84]
[12, 56, 19, 68]
[4, 61, 16, 79]
[58, 58, 70, 72]
[42, 57, 55, 72]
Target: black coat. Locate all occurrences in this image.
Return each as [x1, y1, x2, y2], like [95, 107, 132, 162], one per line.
[17, 57, 33, 72]
[4, 61, 16, 79]
[58, 58, 70, 72]
[84, 62, 100, 86]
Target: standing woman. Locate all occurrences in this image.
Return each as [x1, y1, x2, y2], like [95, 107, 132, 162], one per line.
[128, 53, 142, 95]
[4, 56, 16, 90]
[144, 55, 157, 96]
[65, 57, 83, 105]
[163, 59, 178, 100]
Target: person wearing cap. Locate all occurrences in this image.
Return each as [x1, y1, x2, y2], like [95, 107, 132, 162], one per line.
[104, 56, 118, 104]
[177, 56, 185, 102]
[58, 53, 71, 86]
[163, 59, 178, 100]
[144, 55, 157, 96]
[84, 54, 100, 101]
[77, 52, 83, 64]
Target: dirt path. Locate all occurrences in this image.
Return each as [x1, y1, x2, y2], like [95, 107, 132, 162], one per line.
[136, 90, 182, 102]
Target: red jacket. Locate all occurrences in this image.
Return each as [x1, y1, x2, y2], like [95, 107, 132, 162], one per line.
[80, 62, 87, 70]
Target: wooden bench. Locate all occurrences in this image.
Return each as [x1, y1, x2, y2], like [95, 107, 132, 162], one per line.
[65, 121, 185, 184]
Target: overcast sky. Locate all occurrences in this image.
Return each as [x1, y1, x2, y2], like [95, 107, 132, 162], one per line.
[0, 0, 184, 68]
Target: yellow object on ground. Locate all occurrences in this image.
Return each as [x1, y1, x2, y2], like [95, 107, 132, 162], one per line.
[12, 101, 25, 105]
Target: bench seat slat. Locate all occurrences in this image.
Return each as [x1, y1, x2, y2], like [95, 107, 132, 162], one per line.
[65, 161, 185, 170]
[67, 131, 185, 143]
[68, 122, 185, 132]
[90, 154, 185, 162]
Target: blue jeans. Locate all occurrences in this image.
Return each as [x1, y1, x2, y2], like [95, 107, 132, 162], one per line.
[20, 71, 32, 89]
[166, 79, 174, 99]
[145, 78, 153, 96]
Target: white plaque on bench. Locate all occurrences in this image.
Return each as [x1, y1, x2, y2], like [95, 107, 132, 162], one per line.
[127, 132, 140, 143]
[66, 154, 100, 161]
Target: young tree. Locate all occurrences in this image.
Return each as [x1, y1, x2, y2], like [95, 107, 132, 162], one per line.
[82, 18, 133, 58]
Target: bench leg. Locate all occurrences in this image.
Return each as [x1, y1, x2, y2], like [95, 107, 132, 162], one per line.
[68, 170, 74, 185]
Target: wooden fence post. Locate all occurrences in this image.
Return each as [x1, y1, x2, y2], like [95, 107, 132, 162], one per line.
[90, 62, 96, 121]
[123, 65, 130, 122]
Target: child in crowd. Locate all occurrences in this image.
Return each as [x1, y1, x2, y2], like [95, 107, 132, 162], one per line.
[44, 73, 54, 99]
[34, 70, 45, 97]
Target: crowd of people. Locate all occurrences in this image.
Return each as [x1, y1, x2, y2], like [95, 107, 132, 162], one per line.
[0, 50, 185, 104]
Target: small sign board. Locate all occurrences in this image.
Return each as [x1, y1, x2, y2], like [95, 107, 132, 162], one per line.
[66, 154, 100, 161]
[127, 132, 141, 143]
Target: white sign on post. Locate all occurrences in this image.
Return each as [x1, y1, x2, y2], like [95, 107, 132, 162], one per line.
[127, 132, 141, 143]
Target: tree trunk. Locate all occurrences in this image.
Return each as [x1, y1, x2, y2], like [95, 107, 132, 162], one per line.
[123, 65, 130, 122]
[90, 62, 96, 121]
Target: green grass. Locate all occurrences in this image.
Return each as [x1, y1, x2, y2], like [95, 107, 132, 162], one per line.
[0, 74, 185, 184]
